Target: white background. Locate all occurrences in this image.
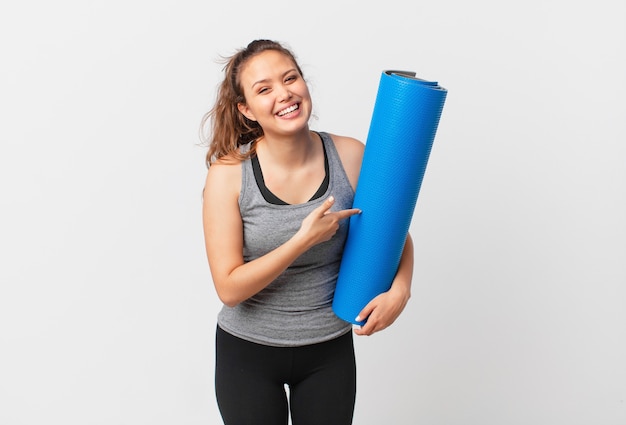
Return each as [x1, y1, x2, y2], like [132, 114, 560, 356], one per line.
[1, 1, 625, 424]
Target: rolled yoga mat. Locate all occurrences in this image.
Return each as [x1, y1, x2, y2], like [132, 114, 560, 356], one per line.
[332, 70, 447, 325]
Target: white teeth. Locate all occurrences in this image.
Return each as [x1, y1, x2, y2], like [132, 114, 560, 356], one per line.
[278, 104, 298, 116]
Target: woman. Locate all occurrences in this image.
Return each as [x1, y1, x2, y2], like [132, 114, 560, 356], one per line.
[201, 39, 414, 425]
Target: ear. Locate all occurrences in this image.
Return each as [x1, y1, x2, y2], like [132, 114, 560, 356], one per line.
[237, 103, 257, 122]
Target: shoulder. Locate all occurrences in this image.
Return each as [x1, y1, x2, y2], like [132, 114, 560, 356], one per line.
[325, 133, 364, 190]
[204, 154, 242, 203]
[326, 133, 364, 154]
[325, 133, 364, 163]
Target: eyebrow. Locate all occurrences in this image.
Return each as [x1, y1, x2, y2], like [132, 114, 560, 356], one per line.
[251, 68, 298, 90]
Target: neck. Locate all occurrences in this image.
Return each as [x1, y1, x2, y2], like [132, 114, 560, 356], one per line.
[256, 128, 318, 169]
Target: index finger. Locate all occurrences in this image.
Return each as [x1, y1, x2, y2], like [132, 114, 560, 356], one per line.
[332, 208, 362, 221]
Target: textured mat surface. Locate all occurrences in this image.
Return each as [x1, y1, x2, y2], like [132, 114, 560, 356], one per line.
[332, 70, 447, 325]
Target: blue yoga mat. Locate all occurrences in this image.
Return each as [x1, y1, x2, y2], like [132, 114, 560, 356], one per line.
[332, 70, 447, 325]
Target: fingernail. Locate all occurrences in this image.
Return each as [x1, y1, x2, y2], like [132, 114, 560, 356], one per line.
[355, 316, 362, 322]
[328, 196, 334, 202]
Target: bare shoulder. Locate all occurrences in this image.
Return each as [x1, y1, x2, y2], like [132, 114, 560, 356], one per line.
[203, 154, 242, 202]
[328, 133, 365, 155]
[327, 133, 365, 191]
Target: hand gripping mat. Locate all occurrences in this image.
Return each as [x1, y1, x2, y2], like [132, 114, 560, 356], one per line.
[332, 70, 447, 325]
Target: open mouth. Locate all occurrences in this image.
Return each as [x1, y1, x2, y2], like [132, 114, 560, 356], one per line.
[277, 103, 299, 117]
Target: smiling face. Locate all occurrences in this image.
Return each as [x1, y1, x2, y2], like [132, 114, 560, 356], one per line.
[237, 49, 312, 138]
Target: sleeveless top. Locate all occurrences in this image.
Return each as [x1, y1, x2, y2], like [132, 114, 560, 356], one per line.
[217, 132, 354, 347]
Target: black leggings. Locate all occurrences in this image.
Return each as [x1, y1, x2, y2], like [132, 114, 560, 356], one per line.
[215, 326, 356, 425]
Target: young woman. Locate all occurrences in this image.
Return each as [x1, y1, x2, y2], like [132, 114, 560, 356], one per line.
[201, 39, 414, 425]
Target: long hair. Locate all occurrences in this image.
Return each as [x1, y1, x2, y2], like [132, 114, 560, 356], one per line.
[200, 40, 304, 167]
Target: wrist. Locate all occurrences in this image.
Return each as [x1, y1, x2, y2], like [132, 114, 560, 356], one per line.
[389, 279, 411, 300]
[290, 230, 313, 253]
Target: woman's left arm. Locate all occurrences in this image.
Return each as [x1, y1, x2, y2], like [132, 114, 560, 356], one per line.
[353, 233, 414, 336]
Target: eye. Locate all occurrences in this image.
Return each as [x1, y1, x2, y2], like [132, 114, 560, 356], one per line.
[257, 87, 270, 94]
[285, 74, 298, 83]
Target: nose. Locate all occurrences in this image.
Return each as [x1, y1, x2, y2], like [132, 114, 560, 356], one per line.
[279, 86, 292, 101]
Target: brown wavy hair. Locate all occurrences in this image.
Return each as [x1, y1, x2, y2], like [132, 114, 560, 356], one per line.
[200, 40, 304, 167]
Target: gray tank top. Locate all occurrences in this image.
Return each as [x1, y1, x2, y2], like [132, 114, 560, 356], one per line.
[217, 132, 354, 347]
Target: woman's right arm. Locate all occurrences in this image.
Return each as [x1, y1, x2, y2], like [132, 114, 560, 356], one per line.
[202, 160, 359, 307]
